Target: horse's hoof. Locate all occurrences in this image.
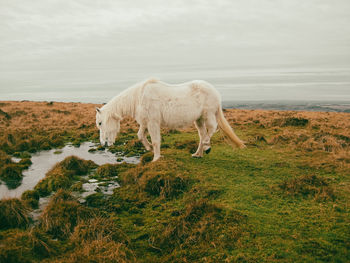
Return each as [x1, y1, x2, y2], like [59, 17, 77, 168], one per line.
[205, 147, 211, 154]
[191, 154, 202, 158]
[151, 155, 162, 162]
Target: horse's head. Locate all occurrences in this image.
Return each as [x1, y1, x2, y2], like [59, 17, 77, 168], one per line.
[95, 107, 121, 147]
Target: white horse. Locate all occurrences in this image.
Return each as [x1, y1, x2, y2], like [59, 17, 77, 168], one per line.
[96, 79, 245, 162]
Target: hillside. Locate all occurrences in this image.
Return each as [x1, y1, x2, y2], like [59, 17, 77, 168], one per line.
[0, 101, 349, 262]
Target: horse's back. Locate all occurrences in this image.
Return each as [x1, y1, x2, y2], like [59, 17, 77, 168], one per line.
[138, 80, 221, 128]
[142, 80, 220, 104]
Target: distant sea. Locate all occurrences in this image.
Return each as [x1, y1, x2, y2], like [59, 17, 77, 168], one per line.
[1, 66, 349, 112]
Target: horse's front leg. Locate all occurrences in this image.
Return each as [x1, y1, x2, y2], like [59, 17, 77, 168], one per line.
[137, 125, 152, 151]
[147, 122, 161, 162]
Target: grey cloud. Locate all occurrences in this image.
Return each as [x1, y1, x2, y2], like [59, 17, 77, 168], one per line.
[0, 0, 349, 78]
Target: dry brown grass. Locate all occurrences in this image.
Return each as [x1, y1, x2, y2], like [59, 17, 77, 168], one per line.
[39, 191, 95, 239]
[0, 101, 139, 134]
[152, 198, 247, 260]
[122, 159, 193, 199]
[0, 101, 97, 131]
[0, 101, 349, 173]
[0, 198, 31, 230]
[224, 109, 350, 169]
[70, 216, 129, 245]
[0, 228, 58, 262]
[47, 239, 135, 263]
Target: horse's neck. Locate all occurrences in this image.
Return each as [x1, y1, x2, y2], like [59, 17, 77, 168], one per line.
[110, 86, 139, 119]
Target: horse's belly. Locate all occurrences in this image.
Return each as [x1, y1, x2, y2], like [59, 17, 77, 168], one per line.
[162, 118, 194, 129]
[161, 105, 202, 128]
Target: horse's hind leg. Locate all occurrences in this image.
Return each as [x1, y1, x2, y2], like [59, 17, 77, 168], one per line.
[137, 125, 152, 151]
[203, 113, 218, 154]
[147, 122, 161, 162]
[192, 118, 207, 158]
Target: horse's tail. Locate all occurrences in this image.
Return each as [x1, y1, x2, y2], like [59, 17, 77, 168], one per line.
[216, 108, 246, 149]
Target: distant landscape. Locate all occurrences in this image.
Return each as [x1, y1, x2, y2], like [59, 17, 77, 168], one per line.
[223, 101, 350, 112]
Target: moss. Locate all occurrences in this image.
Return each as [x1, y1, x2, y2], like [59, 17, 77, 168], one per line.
[21, 190, 40, 209]
[0, 198, 31, 230]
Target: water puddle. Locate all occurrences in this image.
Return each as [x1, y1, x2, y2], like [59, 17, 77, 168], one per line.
[0, 142, 139, 199]
[79, 177, 120, 200]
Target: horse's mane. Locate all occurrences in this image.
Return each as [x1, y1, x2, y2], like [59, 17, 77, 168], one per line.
[102, 78, 159, 119]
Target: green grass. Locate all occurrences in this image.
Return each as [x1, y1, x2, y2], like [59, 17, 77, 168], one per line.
[0, 130, 349, 262]
[83, 130, 347, 262]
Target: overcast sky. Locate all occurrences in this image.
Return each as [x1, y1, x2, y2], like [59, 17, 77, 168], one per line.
[1, 0, 350, 71]
[0, 0, 350, 102]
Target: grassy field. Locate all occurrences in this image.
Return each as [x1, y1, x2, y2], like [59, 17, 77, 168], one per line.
[0, 101, 349, 262]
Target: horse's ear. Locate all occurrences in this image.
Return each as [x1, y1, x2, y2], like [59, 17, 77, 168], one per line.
[96, 107, 101, 113]
[112, 113, 121, 121]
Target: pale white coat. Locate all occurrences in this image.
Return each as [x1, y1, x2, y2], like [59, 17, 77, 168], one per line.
[96, 79, 245, 162]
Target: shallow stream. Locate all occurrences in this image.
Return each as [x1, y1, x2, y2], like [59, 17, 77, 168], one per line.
[0, 142, 139, 199]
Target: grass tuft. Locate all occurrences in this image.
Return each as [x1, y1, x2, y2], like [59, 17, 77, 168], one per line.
[0, 228, 59, 262]
[0, 164, 23, 189]
[71, 216, 129, 244]
[142, 173, 191, 199]
[140, 152, 153, 165]
[174, 140, 198, 154]
[95, 163, 119, 178]
[279, 174, 336, 201]
[51, 239, 135, 263]
[21, 190, 40, 209]
[39, 191, 94, 239]
[153, 198, 247, 260]
[0, 198, 31, 230]
[35, 156, 97, 196]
